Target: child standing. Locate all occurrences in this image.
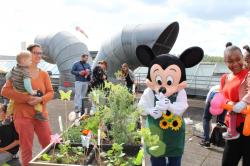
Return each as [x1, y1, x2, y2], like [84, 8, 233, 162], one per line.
[0, 104, 19, 165]
[6, 51, 46, 121]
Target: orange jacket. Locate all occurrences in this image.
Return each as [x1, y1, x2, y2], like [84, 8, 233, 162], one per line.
[1, 70, 54, 119]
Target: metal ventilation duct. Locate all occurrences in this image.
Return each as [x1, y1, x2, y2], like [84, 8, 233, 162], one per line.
[35, 31, 92, 86]
[93, 22, 179, 77]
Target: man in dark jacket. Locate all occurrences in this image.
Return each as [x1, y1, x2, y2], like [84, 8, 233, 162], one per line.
[71, 54, 91, 113]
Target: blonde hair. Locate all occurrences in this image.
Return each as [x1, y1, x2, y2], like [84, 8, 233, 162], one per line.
[16, 51, 31, 64]
[121, 63, 129, 76]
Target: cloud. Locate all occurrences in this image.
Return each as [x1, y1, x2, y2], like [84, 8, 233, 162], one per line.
[168, 0, 250, 20]
[171, 16, 250, 56]
[0, 0, 250, 57]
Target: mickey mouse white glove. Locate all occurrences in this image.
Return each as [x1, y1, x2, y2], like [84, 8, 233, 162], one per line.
[155, 93, 170, 112]
[233, 101, 247, 113]
[148, 108, 163, 119]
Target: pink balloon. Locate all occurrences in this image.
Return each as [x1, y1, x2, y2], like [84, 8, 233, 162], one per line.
[210, 106, 224, 115]
[209, 93, 226, 115]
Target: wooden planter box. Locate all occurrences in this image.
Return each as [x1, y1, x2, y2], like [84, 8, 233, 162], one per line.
[29, 143, 143, 166]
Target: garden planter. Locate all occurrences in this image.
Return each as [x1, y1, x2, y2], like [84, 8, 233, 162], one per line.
[29, 143, 86, 166]
[30, 83, 147, 165]
[29, 143, 142, 166]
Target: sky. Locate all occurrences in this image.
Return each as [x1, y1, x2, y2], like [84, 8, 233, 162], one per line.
[0, 0, 250, 56]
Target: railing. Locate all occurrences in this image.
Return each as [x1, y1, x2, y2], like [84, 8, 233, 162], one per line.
[38, 72, 222, 97]
[0, 72, 222, 98]
[134, 73, 222, 97]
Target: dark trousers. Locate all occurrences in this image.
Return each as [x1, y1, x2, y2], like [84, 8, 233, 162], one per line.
[150, 156, 182, 166]
[202, 92, 226, 142]
[222, 127, 250, 166]
[127, 85, 133, 93]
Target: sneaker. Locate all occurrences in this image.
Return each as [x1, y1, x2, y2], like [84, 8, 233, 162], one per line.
[34, 112, 47, 121]
[222, 131, 240, 140]
[199, 140, 210, 148]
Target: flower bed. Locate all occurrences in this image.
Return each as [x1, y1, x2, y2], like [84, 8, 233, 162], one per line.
[30, 143, 141, 166]
[29, 82, 158, 166]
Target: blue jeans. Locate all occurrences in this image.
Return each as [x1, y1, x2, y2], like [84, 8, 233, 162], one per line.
[150, 156, 182, 166]
[202, 92, 226, 142]
[74, 81, 89, 112]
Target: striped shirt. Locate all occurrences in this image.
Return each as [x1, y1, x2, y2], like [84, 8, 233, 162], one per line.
[9, 64, 31, 92]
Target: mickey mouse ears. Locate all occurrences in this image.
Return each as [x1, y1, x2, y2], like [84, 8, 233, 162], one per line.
[179, 47, 204, 68]
[136, 45, 204, 68]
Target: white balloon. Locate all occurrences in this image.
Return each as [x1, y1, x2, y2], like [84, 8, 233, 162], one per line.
[68, 111, 76, 122]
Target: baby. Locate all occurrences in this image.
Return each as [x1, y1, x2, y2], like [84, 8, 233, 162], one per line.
[6, 51, 46, 121]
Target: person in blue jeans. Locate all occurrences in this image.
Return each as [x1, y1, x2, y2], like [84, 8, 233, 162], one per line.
[71, 54, 91, 114]
[200, 85, 227, 148]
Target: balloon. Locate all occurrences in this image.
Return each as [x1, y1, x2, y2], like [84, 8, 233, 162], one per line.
[68, 111, 76, 122]
[210, 93, 226, 115]
[75, 26, 88, 39]
[209, 93, 250, 136]
[210, 106, 223, 115]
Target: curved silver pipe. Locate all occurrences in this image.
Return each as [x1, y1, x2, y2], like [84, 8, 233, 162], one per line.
[93, 22, 179, 77]
[35, 31, 92, 86]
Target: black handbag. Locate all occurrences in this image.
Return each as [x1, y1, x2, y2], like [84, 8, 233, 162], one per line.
[210, 121, 227, 147]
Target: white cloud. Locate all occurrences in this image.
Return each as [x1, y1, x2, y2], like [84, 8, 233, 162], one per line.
[0, 0, 250, 57]
[168, 0, 250, 20]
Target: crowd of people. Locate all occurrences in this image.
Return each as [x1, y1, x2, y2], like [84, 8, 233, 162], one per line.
[0, 42, 250, 166]
[70, 54, 135, 114]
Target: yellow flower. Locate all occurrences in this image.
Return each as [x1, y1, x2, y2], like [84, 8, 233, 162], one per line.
[159, 119, 169, 129]
[170, 116, 182, 131]
[162, 110, 173, 120]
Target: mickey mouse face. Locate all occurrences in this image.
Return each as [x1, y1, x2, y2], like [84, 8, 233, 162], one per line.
[136, 45, 204, 97]
[149, 64, 183, 96]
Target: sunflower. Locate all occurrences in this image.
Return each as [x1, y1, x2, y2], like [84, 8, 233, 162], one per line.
[170, 116, 182, 131]
[162, 110, 173, 120]
[159, 119, 169, 129]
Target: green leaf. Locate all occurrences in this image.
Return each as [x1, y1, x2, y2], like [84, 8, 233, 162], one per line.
[40, 153, 52, 161]
[149, 146, 159, 151]
[1, 163, 10, 166]
[133, 149, 144, 165]
[119, 153, 126, 157]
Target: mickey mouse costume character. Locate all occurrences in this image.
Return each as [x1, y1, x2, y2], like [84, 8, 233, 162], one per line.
[137, 45, 203, 166]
